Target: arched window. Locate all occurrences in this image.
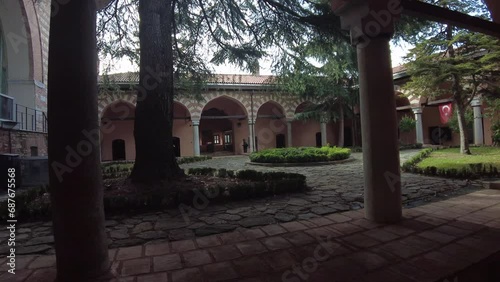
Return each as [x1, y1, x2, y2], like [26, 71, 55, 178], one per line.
[0, 23, 7, 94]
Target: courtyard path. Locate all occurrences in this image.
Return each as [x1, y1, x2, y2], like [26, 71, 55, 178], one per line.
[0, 150, 483, 256]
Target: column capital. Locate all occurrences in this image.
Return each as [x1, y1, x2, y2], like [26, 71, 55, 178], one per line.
[191, 119, 200, 126]
[248, 119, 256, 125]
[470, 97, 482, 107]
[332, 0, 401, 46]
[411, 107, 423, 115]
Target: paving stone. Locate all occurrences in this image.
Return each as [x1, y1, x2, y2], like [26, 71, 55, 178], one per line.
[274, 213, 296, 222]
[18, 228, 31, 234]
[25, 236, 54, 246]
[182, 249, 213, 267]
[171, 240, 196, 253]
[136, 231, 167, 240]
[145, 242, 170, 256]
[235, 240, 267, 255]
[311, 206, 337, 215]
[28, 255, 56, 269]
[194, 224, 238, 236]
[155, 220, 188, 230]
[123, 218, 142, 225]
[132, 222, 153, 233]
[209, 245, 242, 262]
[217, 213, 241, 221]
[203, 262, 239, 281]
[171, 267, 203, 282]
[226, 207, 252, 215]
[110, 239, 145, 248]
[153, 254, 182, 271]
[193, 236, 219, 249]
[239, 216, 276, 228]
[105, 220, 119, 227]
[168, 229, 195, 241]
[110, 230, 130, 240]
[116, 246, 143, 260]
[121, 258, 151, 276]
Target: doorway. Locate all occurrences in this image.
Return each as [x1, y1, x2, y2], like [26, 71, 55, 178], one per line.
[276, 134, 286, 148]
[112, 139, 126, 160]
[173, 137, 181, 157]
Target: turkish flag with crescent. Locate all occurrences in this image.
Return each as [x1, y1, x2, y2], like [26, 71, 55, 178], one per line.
[439, 103, 453, 124]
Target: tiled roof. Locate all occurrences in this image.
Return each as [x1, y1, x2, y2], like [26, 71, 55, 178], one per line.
[392, 65, 406, 74]
[98, 72, 277, 85]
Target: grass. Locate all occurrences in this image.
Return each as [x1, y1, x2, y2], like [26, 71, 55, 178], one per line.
[417, 147, 500, 170]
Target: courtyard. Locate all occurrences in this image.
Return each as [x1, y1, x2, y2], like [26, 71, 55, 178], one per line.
[0, 150, 484, 257]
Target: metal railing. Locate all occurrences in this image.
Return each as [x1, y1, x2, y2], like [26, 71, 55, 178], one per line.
[14, 104, 48, 133]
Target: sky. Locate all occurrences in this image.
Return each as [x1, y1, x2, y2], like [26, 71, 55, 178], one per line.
[100, 42, 411, 75]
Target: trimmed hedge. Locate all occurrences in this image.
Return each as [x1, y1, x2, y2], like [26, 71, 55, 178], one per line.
[183, 168, 308, 202]
[101, 156, 212, 179]
[401, 148, 500, 179]
[250, 146, 351, 163]
[3, 169, 308, 221]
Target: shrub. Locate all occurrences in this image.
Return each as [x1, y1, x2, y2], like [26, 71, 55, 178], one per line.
[250, 146, 351, 163]
[177, 156, 212, 164]
[187, 167, 216, 176]
[236, 169, 263, 180]
[399, 116, 416, 133]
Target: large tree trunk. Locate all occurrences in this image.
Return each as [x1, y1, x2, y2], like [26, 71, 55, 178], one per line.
[130, 0, 183, 183]
[48, 1, 110, 280]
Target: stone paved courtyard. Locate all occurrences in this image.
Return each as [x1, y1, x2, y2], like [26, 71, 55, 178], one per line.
[0, 151, 484, 257]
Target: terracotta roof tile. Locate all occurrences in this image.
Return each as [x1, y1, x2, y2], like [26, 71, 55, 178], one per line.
[98, 72, 277, 85]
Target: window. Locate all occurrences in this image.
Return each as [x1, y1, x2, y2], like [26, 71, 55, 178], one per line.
[224, 133, 232, 144]
[0, 25, 7, 95]
[0, 93, 13, 121]
[213, 134, 220, 144]
[30, 146, 38, 157]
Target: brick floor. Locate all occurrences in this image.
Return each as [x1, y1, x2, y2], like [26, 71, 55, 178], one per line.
[4, 189, 500, 282]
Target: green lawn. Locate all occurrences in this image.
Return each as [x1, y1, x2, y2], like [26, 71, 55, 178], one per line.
[417, 147, 500, 170]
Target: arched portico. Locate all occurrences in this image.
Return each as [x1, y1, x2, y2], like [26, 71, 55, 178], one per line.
[255, 100, 287, 150]
[198, 95, 249, 155]
[100, 100, 136, 161]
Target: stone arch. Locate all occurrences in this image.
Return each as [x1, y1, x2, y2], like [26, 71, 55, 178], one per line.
[173, 97, 195, 119]
[252, 93, 290, 120]
[100, 99, 136, 120]
[98, 92, 136, 118]
[256, 100, 286, 118]
[293, 100, 317, 115]
[194, 93, 250, 121]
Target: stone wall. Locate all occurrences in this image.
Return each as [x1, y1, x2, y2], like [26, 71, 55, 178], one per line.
[0, 129, 47, 156]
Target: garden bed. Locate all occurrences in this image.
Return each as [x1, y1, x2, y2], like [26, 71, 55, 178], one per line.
[0, 168, 308, 221]
[249, 146, 351, 164]
[402, 147, 500, 179]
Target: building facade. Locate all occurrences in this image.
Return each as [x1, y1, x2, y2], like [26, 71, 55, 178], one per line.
[98, 69, 497, 161]
[0, 0, 51, 156]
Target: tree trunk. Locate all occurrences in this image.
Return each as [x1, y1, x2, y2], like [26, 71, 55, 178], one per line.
[338, 106, 345, 147]
[48, 1, 110, 280]
[130, 0, 183, 183]
[446, 24, 471, 155]
[455, 100, 471, 154]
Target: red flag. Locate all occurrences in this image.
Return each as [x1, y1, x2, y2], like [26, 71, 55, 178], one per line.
[439, 103, 453, 124]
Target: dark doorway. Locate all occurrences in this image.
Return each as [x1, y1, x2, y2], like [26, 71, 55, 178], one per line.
[316, 132, 322, 147]
[112, 139, 126, 160]
[255, 136, 258, 151]
[276, 134, 286, 148]
[344, 127, 353, 147]
[173, 137, 181, 157]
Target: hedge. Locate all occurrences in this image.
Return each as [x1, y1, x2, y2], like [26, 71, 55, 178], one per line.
[401, 148, 500, 179]
[249, 146, 351, 163]
[1, 169, 307, 221]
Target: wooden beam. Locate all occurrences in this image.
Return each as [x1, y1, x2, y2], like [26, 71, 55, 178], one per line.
[402, 0, 500, 38]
